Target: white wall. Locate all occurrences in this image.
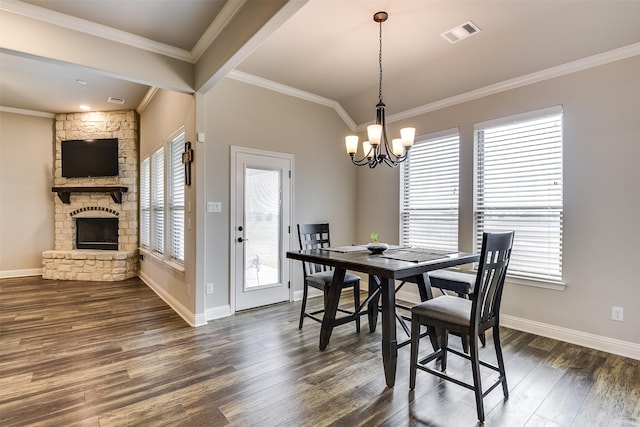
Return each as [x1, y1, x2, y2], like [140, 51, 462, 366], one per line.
[139, 89, 197, 323]
[0, 111, 54, 277]
[200, 78, 357, 313]
[356, 56, 640, 346]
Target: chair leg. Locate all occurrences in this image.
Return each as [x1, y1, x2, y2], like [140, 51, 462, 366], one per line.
[493, 325, 509, 398]
[469, 332, 485, 422]
[299, 282, 309, 329]
[440, 329, 449, 372]
[409, 315, 421, 389]
[353, 282, 361, 333]
[461, 334, 469, 354]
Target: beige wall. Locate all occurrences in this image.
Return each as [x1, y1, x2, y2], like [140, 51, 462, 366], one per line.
[139, 89, 197, 320]
[356, 56, 640, 344]
[0, 112, 54, 276]
[201, 78, 357, 311]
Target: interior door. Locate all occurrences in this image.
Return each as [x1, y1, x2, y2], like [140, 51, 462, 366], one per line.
[231, 147, 292, 311]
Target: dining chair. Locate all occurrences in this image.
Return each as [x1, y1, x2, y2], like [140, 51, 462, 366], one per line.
[409, 231, 514, 423]
[297, 223, 361, 332]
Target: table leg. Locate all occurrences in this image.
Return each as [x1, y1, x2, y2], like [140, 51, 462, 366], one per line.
[368, 274, 380, 332]
[319, 268, 346, 351]
[380, 277, 397, 387]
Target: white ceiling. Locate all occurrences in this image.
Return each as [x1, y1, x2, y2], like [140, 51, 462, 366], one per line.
[1, 0, 639, 124]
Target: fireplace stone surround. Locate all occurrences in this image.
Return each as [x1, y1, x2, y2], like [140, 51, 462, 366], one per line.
[42, 111, 139, 281]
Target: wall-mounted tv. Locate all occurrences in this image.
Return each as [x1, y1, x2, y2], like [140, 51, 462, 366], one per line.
[61, 138, 119, 178]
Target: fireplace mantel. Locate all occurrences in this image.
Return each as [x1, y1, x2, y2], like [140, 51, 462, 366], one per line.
[52, 186, 128, 204]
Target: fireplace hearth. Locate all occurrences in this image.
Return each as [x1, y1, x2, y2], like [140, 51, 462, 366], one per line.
[76, 217, 118, 250]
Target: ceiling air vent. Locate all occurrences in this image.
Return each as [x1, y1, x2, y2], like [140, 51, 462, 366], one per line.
[441, 20, 481, 44]
[108, 97, 125, 105]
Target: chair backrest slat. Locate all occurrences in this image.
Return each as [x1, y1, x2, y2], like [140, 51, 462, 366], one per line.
[472, 231, 514, 329]
[297, 223, 332, 277]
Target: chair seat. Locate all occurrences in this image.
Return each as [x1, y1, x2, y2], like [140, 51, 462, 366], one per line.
[412, 295, 471, 327]
[429, 270, 476, 295]
[306, 271, 361, 290]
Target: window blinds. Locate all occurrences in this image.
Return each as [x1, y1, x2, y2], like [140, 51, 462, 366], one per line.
[400, 131, 459, 251]
[169, 132, 185, 263]
[151, 147, 164, 254]
[475, 106, 563, 282]
[139, 157, 150, 248]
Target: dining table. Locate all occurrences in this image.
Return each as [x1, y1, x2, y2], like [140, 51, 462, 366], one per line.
[286, 245, 480, 388]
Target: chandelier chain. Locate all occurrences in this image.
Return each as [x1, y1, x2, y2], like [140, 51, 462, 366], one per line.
[378, 18, 383, 102]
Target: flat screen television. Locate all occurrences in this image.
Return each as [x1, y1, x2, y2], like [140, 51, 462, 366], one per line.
[61, 138, 119, 178]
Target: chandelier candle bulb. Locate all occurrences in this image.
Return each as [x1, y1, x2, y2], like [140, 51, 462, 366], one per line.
[401, 127, 416, 147]
[345, 135, 359, 154]
[362, 141, 373, 158]
[392, 138, 404, 156]
[367, 124, 382, 145]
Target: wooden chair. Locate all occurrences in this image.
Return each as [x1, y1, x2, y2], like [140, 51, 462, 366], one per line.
[409, 231, 514, 423]
[297, 223, 361, 332]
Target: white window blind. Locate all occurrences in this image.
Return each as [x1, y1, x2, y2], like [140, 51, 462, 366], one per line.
[140, 157, 150, 248]
[169, 132, 185, 263]
[475, 106, 563, 282]
[400, 130, 459, 251]
[151, 147, 164, 254]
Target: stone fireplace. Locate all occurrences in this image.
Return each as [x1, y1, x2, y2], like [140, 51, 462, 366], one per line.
[42, 111, 139, 281]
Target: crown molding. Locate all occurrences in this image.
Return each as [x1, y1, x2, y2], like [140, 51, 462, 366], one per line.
[0, 106, 55, 118]
[378, 42, 640, 129]
[191, 0, 247, 62]
[1, 0, 193, 62]
[227, 70, 357, 131]
[136, 87, 159, 114]
[226, 43, 638, 133]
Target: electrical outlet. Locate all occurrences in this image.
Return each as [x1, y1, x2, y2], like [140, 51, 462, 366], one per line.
[206, 283, 214, 294]
[611, 306, 624, 322]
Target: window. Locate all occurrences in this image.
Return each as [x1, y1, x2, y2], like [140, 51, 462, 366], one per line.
[169, 132, 185, 262]
[151, 147, 164, 254]
[474, 106, 563, 282]
[140, 129, 186, 266]
[400, 130, 459, 251]
[140, 157, 150, 247]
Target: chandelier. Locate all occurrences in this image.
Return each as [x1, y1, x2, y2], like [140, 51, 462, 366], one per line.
[345, 11, 415, 168]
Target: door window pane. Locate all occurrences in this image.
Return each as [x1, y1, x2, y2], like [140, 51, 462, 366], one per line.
[244, 168, 281, 288]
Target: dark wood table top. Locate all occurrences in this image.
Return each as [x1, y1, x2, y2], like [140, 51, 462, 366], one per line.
[286, 248, 479, 279]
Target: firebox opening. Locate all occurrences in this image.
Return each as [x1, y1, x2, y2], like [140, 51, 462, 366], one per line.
[76, 217, 118, 250]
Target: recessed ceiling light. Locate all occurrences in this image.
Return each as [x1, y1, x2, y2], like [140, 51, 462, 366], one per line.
[79, 105, 91, 111]
[76, 79, 87, 85]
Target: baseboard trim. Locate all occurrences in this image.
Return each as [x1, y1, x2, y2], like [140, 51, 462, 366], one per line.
[206, 305, 232, 321]
[0, 268, 42, 278]
[501, 314, 640, 360]
[138, 272, 205, 327]
[395, 286, 639, 360]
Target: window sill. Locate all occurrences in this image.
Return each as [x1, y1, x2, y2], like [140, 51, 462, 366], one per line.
[506, 274, 566, 291]
[462, 266, 566, 291]
[139, 248, 185, 275]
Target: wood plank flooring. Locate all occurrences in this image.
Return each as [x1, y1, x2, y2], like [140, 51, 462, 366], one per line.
[1, 276, 638, 426]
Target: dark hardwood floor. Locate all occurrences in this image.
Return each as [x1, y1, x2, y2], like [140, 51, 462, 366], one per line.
[1, 276, 638, 426]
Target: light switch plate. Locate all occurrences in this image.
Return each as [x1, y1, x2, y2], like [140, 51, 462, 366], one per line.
[207, 202, 222, 213]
